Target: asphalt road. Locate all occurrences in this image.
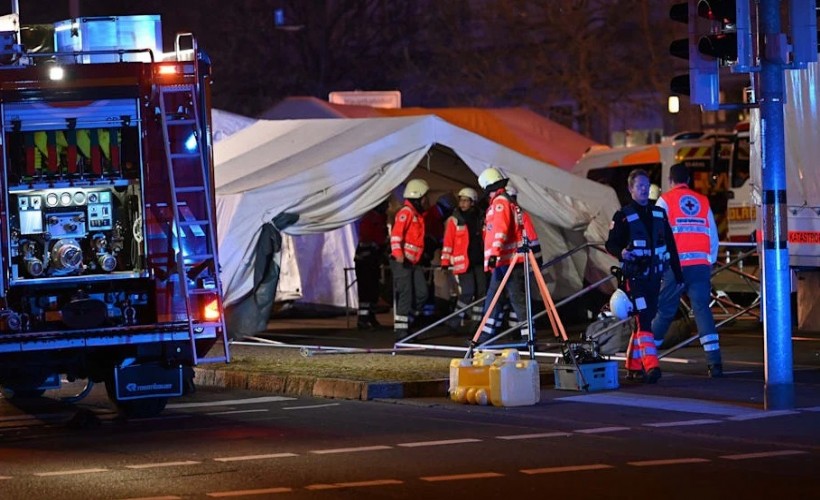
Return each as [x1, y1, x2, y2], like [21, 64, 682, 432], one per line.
[1, 373, 819, 500]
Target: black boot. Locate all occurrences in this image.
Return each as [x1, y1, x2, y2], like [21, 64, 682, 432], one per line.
[644, 367, 662, 384]
[707, 363, 724, 378]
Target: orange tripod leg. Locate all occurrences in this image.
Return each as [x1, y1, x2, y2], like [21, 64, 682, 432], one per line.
[528, 251, 568, 341]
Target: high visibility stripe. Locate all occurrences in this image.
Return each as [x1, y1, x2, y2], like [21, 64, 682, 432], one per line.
[699, 333, 719, 344]
[672, 226, 710, 234]
[679, 252, 710, 262]
[626, 213, 639, 222]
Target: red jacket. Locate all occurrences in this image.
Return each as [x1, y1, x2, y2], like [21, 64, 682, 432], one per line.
[483, 190, 522, 270]
[358, 209, 387, 246]
[390, 201, 425, 264]
[441, 215, 470, 273]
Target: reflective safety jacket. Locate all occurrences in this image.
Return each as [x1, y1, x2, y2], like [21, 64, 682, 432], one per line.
[483, 190, 522, 270]
[622, 204, 669, 277]
[657, 185, 717, 267]
[390, 201, 425, 264]
[441, 215, 470, 273]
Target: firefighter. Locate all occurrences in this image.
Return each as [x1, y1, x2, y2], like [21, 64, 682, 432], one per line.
[420, 193, 456, 320]
[606, 168, 683, 384]
[440, 187, 486, 330]
[354, 199, 389, 330]
[476, 167, 531, 344]
[652, 163, 723, 377]
[390, 179, 430, 338]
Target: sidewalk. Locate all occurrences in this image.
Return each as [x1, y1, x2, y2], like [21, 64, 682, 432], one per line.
[195, 315, 820, 410]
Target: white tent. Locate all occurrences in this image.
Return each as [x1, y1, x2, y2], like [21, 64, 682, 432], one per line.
[214, 115, 620, 335]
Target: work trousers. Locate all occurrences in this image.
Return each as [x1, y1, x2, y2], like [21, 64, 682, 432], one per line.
[479, 264, 529, 343]
[455, 264, 488, 322]
[652, 265, 722, 365]
[390, 259, 429, 335]
[355, 249, 381, 321]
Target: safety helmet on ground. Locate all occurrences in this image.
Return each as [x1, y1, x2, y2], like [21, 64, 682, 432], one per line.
[477, 167, 506, 189]
[457, 187, 478, 202]
[505, 186, 518, 198]
[609, 289, 633, 320]
[403, 179, 429, 200]
[649, 183, 661, 201]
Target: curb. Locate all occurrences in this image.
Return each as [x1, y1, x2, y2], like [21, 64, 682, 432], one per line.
[194, 367, 449, 401]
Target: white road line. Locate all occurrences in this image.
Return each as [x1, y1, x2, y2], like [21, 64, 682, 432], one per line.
[521, 464, 613, 475]
[310, 445, 392, 455]
[207, 487, 292, 497]
[801, 406, 820, 412]
[34, 468, 109, 477]
[720, 450, 809, 460]
[214, 453, 298, 462]
[283, 403, 341, 410]
[496, 432, 572, 440]
[167, 396, 295, 409]
[628, 458, 710, 466]
[644, 419, 722, 428]
[125, 461, 201, 469]
[0, 476, 11, 480]
[397, 438, 481, 447]
[574, 426, 630, 434]
[206, 409, 269, 416]
[559, 392, 759, 417]
[727, 410, 800, 421]
[305, 479, 403, 490]
[420, 472, 504, 482]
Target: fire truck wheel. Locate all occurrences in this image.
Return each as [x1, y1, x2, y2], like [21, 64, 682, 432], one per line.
[104, 379, 168, 419]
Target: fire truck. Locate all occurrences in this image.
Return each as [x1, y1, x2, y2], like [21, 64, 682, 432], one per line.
[0, 12, 229, 418]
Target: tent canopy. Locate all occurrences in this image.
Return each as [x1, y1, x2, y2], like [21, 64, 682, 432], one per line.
[261, 97, 597, 170]
[215, 115, 619, 308]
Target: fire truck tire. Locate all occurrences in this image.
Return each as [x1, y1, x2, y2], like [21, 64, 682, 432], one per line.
[104, 379, 168, 419]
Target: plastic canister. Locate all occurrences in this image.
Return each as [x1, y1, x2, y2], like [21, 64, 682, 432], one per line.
[489, 358, 540, 407]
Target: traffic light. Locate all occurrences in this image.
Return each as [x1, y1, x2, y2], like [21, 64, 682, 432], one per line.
[790, 0, 818, 67]
[669, 0, 720, 110]
[697, 0, 753, 72]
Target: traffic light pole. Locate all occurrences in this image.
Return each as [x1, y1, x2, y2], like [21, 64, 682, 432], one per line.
[758, 0, 794, 410]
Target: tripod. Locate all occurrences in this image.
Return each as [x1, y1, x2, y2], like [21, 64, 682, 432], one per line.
[466, 238, 568, 359]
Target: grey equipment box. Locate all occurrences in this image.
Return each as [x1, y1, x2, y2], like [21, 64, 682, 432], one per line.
[553, 360, 619, 392]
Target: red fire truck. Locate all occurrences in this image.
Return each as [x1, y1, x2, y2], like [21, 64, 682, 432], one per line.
[0, 13, 228, 417]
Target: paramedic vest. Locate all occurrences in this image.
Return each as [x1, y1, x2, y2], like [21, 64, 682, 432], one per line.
[662, 185, 712, 267]
[483, 190, 522, 270]
[390, 201, 425, 264]
[622, 204, 669, 277]
[441, 214, 470, 274]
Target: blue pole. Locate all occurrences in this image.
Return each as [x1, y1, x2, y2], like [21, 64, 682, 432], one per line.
[759, 0, 794, 409]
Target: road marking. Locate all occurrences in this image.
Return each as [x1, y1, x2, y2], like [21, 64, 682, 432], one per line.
[283, 403, 341, 410]
[310, 445, 392, 455]
[34, 468, 109, 477]
[574, 426, 630, 434]
[801, 406, 820, 412]
[628, 458, 710, 466]
[727, 410, 800, 421]
[644, 419, 722, 427]
[207, 487, 292, 497]
[723, 370, 753, 374]
[214, 453, 299, 462]
[558, 393, 759, 417]
[421, 472, 504, 482]
[720, 450, 809, 460]
[305, 479, 403, 490]
[206, 409, 269, 416]
[125, 461, 201, 469]
[496, 432, 572, 440]
[397, 438, 481, 447]
[0, 476, 11, 480]
[167, 396, 295, 409]
[521, 464, 613, 475]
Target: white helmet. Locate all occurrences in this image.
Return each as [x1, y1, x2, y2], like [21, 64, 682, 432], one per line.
[505, 186, 518, 198]
[649, 183, 661, 201]
[457, 187, 478, 202]
[609, 289, 633, 320]
[478, 167, 505, 189]
[403, 179, 429, 200]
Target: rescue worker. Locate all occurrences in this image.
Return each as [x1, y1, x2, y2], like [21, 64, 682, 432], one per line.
[652, 163, 723, 377]
[354, 199, 389, 330]
[440, 187, 486, 330]
[420, 193, 456, 320]
[390, 179, 430, 338]
[476, 167, 531, 345]
[606, 168, 683, 384]
[499, 185, 543, 333]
